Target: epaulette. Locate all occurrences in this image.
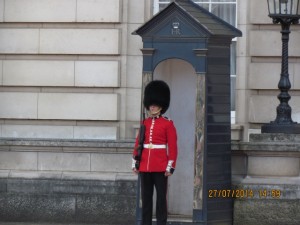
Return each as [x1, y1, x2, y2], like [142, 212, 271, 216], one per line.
[162, 116, 172, 121]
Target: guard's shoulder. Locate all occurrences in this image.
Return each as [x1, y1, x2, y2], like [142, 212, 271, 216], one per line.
[162, 116, 172, 121]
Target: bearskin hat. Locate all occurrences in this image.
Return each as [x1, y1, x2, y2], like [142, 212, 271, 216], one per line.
[143, 80, 170, 114]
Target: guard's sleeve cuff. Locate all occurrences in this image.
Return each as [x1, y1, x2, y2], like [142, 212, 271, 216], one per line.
[131, 158, 136, 169]
[166, 160, 175, 174]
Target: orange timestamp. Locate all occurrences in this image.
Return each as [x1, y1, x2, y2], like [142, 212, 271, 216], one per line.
[208, 189, 281, 198]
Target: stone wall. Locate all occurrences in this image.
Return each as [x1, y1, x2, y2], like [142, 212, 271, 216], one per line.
[232, 134, 300, 225]
[0, 0, 150, 140]
[0, 139, 136, 224]
[0, 1, 146, 220]
[0, 176, 136, 224]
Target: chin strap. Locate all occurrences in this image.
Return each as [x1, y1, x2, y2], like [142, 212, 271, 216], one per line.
[148, 107, 162, 117]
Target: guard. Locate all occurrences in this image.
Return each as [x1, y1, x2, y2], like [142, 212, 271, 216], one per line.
[132, 80, 178, 225]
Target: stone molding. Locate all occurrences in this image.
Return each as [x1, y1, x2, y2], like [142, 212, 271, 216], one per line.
[232, 133, 300, 156]
[0, 138, 134, 152]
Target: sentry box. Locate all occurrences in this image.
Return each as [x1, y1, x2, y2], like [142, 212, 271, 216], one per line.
[133, 0, 242, 224]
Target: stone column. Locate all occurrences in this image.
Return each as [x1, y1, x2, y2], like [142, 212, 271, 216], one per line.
[193, 73, 206, 211]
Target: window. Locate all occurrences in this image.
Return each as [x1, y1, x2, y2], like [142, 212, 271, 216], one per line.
[193, 0, 236, 27]
[153, 0, 170, 13]
[154, 0, 237, 27]
[154, 0, 238, 123]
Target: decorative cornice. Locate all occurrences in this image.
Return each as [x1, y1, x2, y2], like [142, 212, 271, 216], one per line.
[141, 48, 156, 56]
[193, 48, 208, 57]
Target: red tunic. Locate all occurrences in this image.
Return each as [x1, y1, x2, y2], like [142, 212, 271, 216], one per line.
[133, 116, 178, 172]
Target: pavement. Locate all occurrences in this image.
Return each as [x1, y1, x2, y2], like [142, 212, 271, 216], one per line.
[0, 223, 107, 225]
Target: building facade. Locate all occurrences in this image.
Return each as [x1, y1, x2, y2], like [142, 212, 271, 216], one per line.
[0, 0, 299, 224]
[236, 0, 300, 140]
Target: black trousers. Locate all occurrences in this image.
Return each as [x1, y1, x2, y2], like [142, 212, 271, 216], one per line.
[140, 172, 168, 225]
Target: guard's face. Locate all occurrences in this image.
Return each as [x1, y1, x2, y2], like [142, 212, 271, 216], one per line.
[149, 105, 162, 116]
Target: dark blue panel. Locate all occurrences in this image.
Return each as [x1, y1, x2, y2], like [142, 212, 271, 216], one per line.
[152, 41, 207, 73]
[207, 115, 230, 123]
[207, 85, 230, 95]
[207, 155, 231, 164]
[206, 181, 232, 189]
[207, 162, 231, 172]
[207, 75, 230, 84]
[207, 96, 230, 104]
[207, 65, 230, 74]
[207, 210, 233, 222]
[207, 144, 231, 155]
[207, 134, 231, 143]
[193, 209, 204, 222]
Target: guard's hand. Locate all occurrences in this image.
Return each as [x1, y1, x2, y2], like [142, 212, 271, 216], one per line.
[132, 168, 139, 175]
[165, 172, 172, 177]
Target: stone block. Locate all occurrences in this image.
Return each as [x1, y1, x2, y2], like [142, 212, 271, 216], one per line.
[75, 195, 135, 224]
[248, 95, 276, 123]
[74, 126, 117, 140]
[235, 89, 249, 128]
[250, 30, 300, 57]
[128, 0, 145, 23]
[0, 0, 3, 22]
[0, 124, 118, 140]
[0, 179, 6, 192]
[0, 29, 39, 54]
[236, 55, 250, 87]
[250, 30, 281, 56]
[0, 170, 9, 179]
[126, 88, 142, 121]
[38, 93, 119, 121]
[237, 26, 250, 59]
[294, 63, 300, 89]
[248, 156, 299, 176]
[0, 60, 2, 85]
[0, 177, 136, 224]
[249, 133, 300, 143]
[249, 63, 281, 89]
[1, 125, 74, 139]
[293, 103, 300, 123]
[231, 124, 243, 141]
[249, 95, 300, 123]
[0, 92, 38, 119]
[38, 152, 90, 171]
[250, 0, 270, 24]
[52, 180, 118, 195]
[91, 153, 131, 173]
[0, 193, 76, 222]
[77, 0, 121, 23]
[2, 60, 121, 87]
[40, 29, 120, 55]
[8, 179, 54, 194]
[126, 56, 143, 88]
[127, 24, 143, 56]
[238, 0, 248, 25]
[75, 61, 120, 87]
[234, 199, 300, 225]
[62, 172, 118, 181]
[232, 155, 247, 177]
[0, 152, 37, 170]
[9, 171, 62, 180]
[290, 33, 300, 56]
[3, 60, 74, 86]
[4, 0, 76, 22]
